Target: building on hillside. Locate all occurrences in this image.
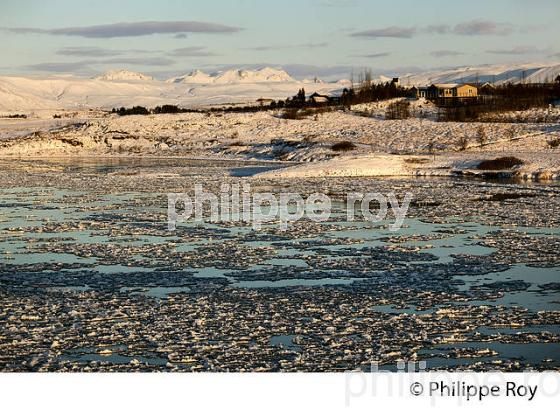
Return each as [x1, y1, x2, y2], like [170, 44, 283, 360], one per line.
[308, 92, 330, 104]
[479, 82, 496, 95]
[256, 98, 274, 105]
[414, 86, 428, 98]
[425, 83, 478, 99]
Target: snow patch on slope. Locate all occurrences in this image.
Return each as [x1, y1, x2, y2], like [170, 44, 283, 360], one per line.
[166, 67, 294, 85]
[166, 69, 214, 84]
[95, 70, 154, 82]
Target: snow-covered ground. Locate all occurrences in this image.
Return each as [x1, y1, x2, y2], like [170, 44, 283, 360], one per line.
[0, 61, 559, 180]
[1, 97, 559, 180]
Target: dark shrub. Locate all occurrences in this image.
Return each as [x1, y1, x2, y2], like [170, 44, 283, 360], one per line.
[331, 141, 356, 151]
[282, 108, 301, 120]
[547, 138, 560, 148]
[116, 106, 150, 116]
[477, 156, 524, 170]
[457, 135, 469, 151]
[385, 100, 410, 120]
[153, 105, 182, 114]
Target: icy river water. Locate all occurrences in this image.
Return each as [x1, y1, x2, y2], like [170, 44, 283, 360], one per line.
[0, 158, 559, 371]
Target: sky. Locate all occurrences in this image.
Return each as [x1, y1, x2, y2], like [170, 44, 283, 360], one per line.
[0, 0, 558, 80]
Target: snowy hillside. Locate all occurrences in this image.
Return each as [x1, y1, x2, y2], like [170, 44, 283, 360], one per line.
[166, 69, 214, 84]
[0, 68, 339, 111]
[395, 62, 560, 86]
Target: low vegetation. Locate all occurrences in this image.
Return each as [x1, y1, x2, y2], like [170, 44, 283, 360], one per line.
[547, 138, 560, 148]
[282, 106, 335, 120]
[477, 156, 524, 170]
[113, 106, 150, 116]
[476, 126, 487, 147]
[404, 157, 430, 164]
[457, 135, 469, 151]
[385, 100, 410, 120]
[331, 141, 356, 151]
[1, 114, 27, 119]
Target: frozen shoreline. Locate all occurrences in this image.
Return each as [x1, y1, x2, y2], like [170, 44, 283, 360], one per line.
[254, 152, 560, 180]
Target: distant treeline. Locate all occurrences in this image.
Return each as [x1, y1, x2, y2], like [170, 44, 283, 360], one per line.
[112, 87, 339, 117]
[340, 82, 412, 106]
[111, 82, 411, 118]
[112, 75, 560, 120]
[112, 105, 197, 116]
[1, 113, 27, 119]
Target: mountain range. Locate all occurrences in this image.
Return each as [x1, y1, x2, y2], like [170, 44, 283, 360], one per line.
[0, 62, 558, 111]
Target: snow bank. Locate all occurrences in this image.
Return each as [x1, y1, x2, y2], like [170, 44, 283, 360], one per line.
[254, 154, 410, 178]
[254, 152, 560, 180]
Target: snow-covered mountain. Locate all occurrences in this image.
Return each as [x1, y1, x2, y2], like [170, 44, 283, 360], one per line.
[392, 62, 560, 86]
[166, 69, 214, 84]
[94, 69, 154, 82]
[0, 68, 336, 111]
[1, 62, 558, 111]
[212, 67, 294, 84]
[166, 67, 295, 84]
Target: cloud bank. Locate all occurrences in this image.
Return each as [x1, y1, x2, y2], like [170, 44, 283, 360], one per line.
[4, 21, 241, 38]
[352, 20, 519, 39]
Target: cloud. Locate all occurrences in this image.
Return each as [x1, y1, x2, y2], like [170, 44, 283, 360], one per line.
[486, 46, 543, 55]
[350, 21, 520, 39]
[351, 26, 416, 39]
[300, 42, 328, 48]
[23, 61, 92, 72]
[245, 42, 328, 51]
[316, 0, 359, 7]
[102, 57, 176, 66]
[430, 50, 465, 57]
[354, 52, 391, 58]
[4, 21, 241, 38]
[424, 24, 451, 34]
[453, 20, 514, 36]
[56, 47, 124, 57]
[168, 47, 216, 57]
[246, 46, 276, 51]
[23, 57, 176, 72]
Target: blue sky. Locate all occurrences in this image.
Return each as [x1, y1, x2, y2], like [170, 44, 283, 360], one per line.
[0, 0, 558, 80]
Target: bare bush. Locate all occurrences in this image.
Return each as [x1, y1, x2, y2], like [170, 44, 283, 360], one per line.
[547, 138, 560, 148]
[457, 135, 469, 151]
[385, 100, 410, 120]
[282, 106, 335, 120]
[476, 126, 487, 147]
[427, 139, 436, 160]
